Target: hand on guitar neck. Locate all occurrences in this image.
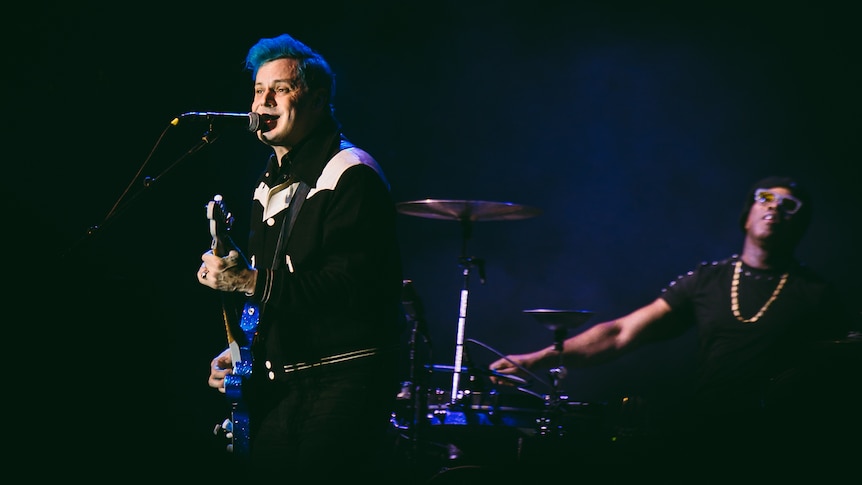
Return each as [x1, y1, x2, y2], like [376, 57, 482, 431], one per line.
[198, 249, 257, 295]
[199, 195, 257, 294]
[202, 193, 258, 374]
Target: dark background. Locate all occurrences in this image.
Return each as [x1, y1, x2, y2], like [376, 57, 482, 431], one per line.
[8, 0, 860, 478]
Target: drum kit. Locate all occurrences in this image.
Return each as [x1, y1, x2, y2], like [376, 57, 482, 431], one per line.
[391, 199, 862, 480]
[392, 198, 611, 476]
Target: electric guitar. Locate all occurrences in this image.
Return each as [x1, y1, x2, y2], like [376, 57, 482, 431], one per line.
[206, 194, 259, 457]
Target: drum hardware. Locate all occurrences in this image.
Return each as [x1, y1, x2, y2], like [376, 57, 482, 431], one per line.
[423, 365, 500, 424]
[396, 199, 545, 473]
[396, 199, 541, 405]
[523, 309, 594, 437]
[397, 279, 433, 448]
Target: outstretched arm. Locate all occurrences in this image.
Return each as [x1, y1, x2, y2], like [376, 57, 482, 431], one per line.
[489, 298, 673, 385]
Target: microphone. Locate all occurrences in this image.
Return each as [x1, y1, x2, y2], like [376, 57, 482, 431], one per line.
[170, 111, 268, 132]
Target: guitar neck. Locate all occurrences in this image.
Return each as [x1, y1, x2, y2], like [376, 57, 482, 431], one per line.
[207, 195, 252, 370]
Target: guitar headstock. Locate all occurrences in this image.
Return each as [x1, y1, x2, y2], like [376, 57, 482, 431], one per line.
[206, 194, 233, 257]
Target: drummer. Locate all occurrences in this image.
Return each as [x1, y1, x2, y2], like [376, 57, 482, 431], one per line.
[489, 176, 857, 480]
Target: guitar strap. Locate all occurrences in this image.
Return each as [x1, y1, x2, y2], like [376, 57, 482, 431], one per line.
[252, 138, 357, 373]
[253, 181, 307, 346]
[271, 137, 353, 270]
[271, 180, 309, 271]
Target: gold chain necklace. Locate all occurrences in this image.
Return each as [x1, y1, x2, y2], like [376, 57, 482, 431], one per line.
[730, 260, 788, 323]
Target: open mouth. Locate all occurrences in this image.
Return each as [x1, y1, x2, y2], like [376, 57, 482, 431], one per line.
[260, 114, 279, 132]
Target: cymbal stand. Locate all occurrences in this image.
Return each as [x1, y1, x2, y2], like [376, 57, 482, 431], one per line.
[400, 280, 429, 446]
[537, 326, 569, 437]
[450, 219, 486, 404]
[549, 326, 569, 400]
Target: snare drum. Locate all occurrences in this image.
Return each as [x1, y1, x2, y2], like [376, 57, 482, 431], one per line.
[425, 388, 544, 433]
[407, 388, 544, 466]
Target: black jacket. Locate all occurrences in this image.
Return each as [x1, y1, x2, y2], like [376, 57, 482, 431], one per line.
[242, 117, 403, 379]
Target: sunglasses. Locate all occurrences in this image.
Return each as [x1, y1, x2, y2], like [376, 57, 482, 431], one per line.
[754, 189, 803, 215]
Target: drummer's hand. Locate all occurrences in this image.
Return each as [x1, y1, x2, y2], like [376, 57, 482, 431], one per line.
[488, 352, 539, 386]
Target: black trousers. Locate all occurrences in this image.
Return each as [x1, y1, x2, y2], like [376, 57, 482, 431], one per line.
[247, 358, 401, 484]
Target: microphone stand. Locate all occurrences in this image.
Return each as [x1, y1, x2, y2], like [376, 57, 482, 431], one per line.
[62, 123, 221, 259]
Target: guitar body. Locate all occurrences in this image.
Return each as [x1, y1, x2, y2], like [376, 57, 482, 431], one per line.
[206, 194, 259, 457]
[222, 301, 259, 456]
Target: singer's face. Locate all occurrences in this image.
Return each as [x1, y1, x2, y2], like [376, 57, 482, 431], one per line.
[251, 58, 322, 154]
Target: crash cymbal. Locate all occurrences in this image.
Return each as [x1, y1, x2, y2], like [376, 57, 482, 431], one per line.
[396, 199, 542, 222]
[523, 309, 595, 330]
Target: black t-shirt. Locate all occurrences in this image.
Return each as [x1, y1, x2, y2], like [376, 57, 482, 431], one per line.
[659, 255, 850, 416]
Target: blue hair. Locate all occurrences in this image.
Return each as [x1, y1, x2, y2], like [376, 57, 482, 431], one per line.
[244, 34, 335, 103]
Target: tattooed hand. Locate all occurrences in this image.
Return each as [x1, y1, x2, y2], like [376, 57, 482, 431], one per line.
[198, 249, 257, 294]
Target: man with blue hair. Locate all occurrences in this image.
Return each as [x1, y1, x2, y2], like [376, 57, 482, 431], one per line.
[197, 33, 403, 483]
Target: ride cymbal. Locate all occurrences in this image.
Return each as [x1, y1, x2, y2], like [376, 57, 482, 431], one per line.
[396, 199, 542, 222]
[523, 309, 595, 330]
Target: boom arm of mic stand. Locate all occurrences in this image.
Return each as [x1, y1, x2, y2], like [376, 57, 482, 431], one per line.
[62, 124, 216, 259]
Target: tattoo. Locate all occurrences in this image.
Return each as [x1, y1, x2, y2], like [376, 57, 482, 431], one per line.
[219, 267, 253, 293]
[216, 251, 254, 293]
[223, 252, 241, 269]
